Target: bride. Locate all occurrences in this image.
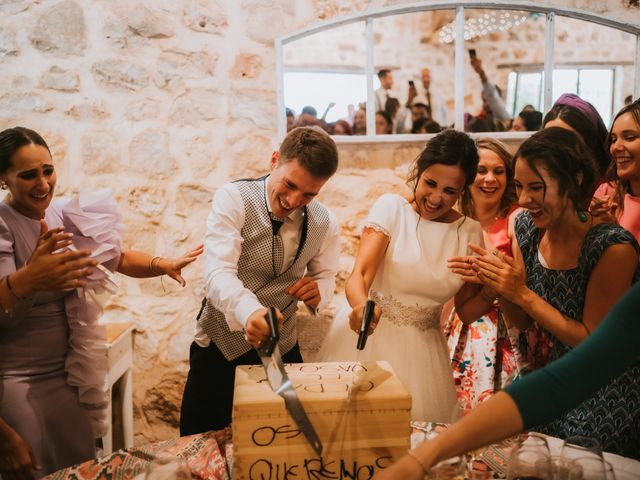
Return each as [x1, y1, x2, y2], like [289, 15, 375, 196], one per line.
[319, 129, 494, 422]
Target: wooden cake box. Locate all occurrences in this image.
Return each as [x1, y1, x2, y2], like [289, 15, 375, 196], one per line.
[232, 361, 411, 479]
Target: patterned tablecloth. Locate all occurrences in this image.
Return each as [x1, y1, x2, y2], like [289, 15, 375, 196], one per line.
[44, 423, 640, 479]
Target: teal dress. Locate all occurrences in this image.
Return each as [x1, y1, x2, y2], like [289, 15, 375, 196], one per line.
[514, 211, 640, 459]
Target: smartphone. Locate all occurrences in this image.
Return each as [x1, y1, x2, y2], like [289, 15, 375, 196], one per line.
[408, 80, 415, 88]
[468, 48, 477, 58]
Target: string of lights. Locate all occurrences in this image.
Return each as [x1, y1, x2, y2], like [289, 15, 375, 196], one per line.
[438, 11, 529, 44]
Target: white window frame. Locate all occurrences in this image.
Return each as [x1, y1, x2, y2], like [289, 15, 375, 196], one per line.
[275, 0, 640, 143]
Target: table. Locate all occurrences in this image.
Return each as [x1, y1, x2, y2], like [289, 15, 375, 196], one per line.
[103, 322, 135, 454]
[45, 423, 640, 479]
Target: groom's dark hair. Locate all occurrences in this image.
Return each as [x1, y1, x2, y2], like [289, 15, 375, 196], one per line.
[279, 126, 338, 179]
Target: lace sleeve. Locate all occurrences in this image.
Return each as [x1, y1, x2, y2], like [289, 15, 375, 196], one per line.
[360, 193, 402, 239]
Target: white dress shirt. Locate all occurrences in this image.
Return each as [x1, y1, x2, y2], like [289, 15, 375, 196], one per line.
[194, 177, 340, 347]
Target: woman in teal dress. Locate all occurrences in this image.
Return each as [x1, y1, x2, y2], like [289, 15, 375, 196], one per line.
[470, 127, 640, 458]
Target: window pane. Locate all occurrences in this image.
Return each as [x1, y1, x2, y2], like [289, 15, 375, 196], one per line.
[283, 21, 366, 134]
[372, 10, 455, 135]
[578, 69, 614, 125]
[284, 72, 367, 124]
[553, 15, 635, 122]
[464, 9, 545, 132]
[515, 73, 542, 114]
[552, 69, 578, 102]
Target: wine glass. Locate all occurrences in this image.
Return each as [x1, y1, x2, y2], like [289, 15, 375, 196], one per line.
[507, 433, 553, 480]
[566, 456, 608, 480]
[560, 436, 603, 461]
[427, 455, 466, 480]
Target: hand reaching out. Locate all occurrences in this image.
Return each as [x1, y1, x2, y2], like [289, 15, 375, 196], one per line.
[158, 244, 204, 287]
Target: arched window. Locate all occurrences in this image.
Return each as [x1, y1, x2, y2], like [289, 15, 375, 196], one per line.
[276, 1, 640, 143]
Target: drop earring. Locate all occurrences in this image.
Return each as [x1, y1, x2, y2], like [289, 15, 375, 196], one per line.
[577, 210, 588, 223]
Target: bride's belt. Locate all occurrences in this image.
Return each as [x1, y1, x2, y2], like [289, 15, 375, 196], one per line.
[370, 291, 442, 330]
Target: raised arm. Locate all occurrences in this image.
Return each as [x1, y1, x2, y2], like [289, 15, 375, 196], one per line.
[117, 245, 203, 286]
[375, 282, 640, 479]
[345, 227, 389, 333]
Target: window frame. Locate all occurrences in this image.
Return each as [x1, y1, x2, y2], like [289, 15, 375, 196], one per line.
[275, 0, 640, 142]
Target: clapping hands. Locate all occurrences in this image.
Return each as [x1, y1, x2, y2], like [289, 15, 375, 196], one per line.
[466, 244, 526, 304]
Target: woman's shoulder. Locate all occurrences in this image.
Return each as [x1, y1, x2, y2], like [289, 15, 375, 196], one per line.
[588, 221, 639, 249]
[373, 192, 410, 209]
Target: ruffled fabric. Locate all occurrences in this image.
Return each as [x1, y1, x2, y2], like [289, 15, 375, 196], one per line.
[61, 189, 123, 437]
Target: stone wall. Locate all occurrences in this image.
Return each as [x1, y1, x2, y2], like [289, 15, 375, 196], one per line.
[0, 0, 637, 446]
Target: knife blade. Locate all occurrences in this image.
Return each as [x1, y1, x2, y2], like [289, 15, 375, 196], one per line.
[257, 307, 323, 457]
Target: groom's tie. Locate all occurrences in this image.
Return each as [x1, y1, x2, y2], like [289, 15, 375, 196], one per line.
[271, 216, 284, 274]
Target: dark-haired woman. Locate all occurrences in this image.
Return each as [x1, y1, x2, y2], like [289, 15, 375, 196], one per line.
[0, 127, 202, 475]
[319, 130, 492, 422]
[472, 127, 640, 457]
[543, 93, 610, 181]
[445, 138, 520, 412]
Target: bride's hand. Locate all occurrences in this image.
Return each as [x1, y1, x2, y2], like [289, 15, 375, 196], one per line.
[348, 301, 382, 335]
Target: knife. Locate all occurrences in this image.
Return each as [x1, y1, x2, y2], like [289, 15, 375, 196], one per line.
[257, 307, 323, 457]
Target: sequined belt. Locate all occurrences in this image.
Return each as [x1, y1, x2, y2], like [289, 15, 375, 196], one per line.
[370, 291, 442, 331]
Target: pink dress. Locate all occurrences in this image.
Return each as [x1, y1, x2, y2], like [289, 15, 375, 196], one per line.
[594, 183, 640, 243]
[444, 207, 520, 413]
[0, 191, 121, 476]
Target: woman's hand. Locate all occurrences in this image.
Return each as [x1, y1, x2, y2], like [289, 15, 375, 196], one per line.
[373, 454, 424, 480]
[348, 300, 382, 335]
[0, 419, 40, 480]
[157, 244, 204, 287]
[448, 255, 482, 284]
[469, 244, 527, 304]
[15, 222, 96, 296]
[589, 196, 618, 224]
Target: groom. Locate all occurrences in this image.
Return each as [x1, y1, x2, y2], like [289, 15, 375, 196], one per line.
[180, 126, 341, 435]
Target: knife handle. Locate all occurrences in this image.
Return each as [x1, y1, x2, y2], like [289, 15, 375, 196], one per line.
[257, 307, 280, 357]
[357, 300, 375, 350]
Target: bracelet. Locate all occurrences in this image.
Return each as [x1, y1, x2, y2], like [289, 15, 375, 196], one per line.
[5, 275, 25, 301]
[406, 449, 429, 474]
[149, 256, 162, 275]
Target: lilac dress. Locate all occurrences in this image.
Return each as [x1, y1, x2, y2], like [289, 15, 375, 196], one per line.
[0, 191, 121, 476]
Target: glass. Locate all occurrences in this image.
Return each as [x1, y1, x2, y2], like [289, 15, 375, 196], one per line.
[507, 433, 553, 480]
[567, 456, 608, 480]
[145, 456, 191, 480]
[427, 455, 467, 480]
[560, 436, 603, 461]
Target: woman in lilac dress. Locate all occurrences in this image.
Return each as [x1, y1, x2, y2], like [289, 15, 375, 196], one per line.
[0, 127, 202, 477]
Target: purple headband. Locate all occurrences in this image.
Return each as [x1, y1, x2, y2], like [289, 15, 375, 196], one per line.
[552, 93, 605, 132]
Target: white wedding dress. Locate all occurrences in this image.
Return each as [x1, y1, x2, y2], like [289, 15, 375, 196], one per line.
[319, 194, 484, 422]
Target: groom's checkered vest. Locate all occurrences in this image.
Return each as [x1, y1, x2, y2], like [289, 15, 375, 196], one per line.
[198, 178, 332, 361]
